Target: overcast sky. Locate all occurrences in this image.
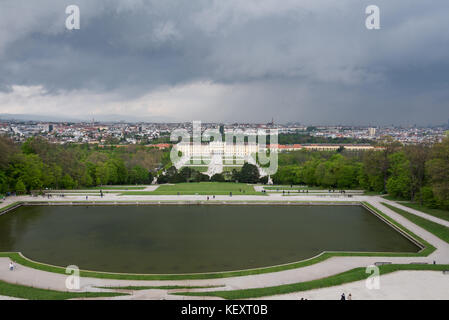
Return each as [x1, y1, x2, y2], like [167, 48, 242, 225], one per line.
[0, 0, 448, 125]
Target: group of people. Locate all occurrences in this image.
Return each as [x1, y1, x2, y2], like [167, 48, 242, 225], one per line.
[298, 293, 353, 300]
[340, 293, 352, 300]
[328, 190, 347, 194]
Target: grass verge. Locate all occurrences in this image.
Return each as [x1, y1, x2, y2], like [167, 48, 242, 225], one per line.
[120, 182, 263, 196]
[0, 202, 21, 214]
[174, 264, 449, 299]
[264, 186, 327, 191]
[86, 186, 147, 190]
[399, 202, 449, 222]
[0, 280, 127, 300]
[382, 203, 449, 244]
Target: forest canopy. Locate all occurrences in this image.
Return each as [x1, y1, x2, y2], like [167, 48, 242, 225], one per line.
[0, 136, 169, 193]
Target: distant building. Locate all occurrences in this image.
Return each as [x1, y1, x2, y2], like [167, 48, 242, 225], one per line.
[175, 141, 259, 158]
[368, 127, 377, 137]
[269, 144, 379, 152]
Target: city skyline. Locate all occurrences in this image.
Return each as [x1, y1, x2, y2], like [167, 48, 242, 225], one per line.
[1, 113, 448, 128]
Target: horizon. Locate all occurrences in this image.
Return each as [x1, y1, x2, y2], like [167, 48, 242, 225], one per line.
[0, 113, 448, 128]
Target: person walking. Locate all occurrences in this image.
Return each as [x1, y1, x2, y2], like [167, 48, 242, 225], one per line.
[348, 293, 352, 300]
[9, 262, 14, 271]
[340, 293, 346, 300]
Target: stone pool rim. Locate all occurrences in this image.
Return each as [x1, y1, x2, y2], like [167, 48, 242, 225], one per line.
[0, 201, 431, 280]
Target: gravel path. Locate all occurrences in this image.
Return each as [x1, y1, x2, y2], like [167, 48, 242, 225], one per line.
[257, 270, 449, 300]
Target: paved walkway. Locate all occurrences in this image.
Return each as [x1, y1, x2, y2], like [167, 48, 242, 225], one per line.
[257, 270, 449, 300]
[381, 199, 449, 228]
[0, 194, 448, 300]
[0, 295, 23, 300]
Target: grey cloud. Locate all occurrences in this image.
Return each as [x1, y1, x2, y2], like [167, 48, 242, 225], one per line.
[0, 0, 448, 124]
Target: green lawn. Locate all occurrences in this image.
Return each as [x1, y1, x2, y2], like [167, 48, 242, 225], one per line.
[0, 202, 21, 213]
[181, 166, 209, 172]
[0, 280, 126, 300]
[364, 191, 386, 196]
[175, 264, 449, 299]
[121, 182, 262, 195]
[381, 194, 402, 201]
[382, 203, 449, 244]
[222, 166, 242, 172]
[187, 160, 210, 165]
[264, 186, 327, 191]
[86, 186, 147, 190]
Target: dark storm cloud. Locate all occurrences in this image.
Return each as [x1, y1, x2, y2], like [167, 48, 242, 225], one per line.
[0, 0, 448, 124]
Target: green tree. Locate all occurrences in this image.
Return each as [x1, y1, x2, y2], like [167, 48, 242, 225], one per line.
[237, 163, 260, 183]
[129, 165, 151, 184]
[386, 152, 411, 199]
[404, 144, 429, 202]
[15, 179, 26, 194]
[211, 173, 225, 182]
[272, 166, 300, 185]
[95, 163, 110, 186]
[61, 174, 76, 190]
[426, 137, 449, 208]
[0, 171, 8, 194]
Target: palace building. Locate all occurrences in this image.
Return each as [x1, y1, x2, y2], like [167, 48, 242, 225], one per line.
[175, 141, 259, 158]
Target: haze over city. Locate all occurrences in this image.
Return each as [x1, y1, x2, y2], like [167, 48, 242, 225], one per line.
[0, 0, 449, 125]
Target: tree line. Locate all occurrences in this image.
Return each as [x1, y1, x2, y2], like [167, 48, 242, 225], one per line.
[272, 137, 449, 210]
[0, 136, 169, 193]
[157, 163, 263, 184]
[1, 135, 448, 211]
[276, 133, 373, 145]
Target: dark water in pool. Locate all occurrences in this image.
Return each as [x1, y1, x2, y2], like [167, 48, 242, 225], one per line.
[0, 205, 419, 273]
